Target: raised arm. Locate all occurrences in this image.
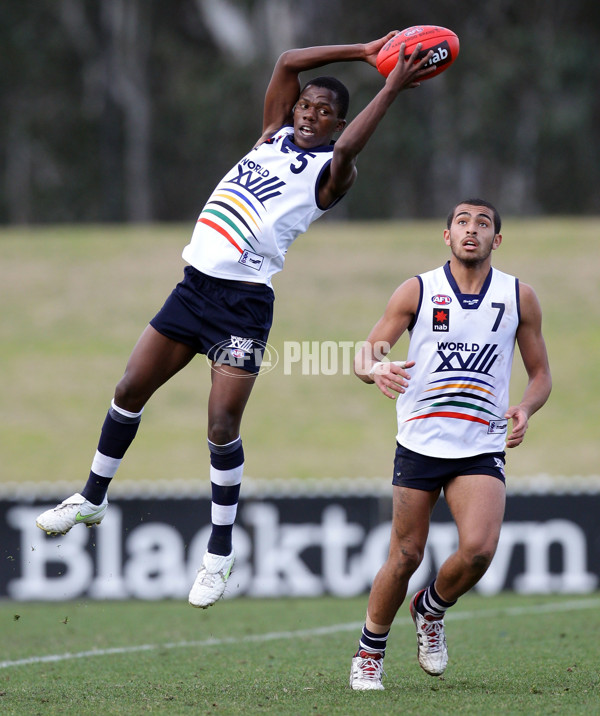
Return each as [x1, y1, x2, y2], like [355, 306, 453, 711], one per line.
[319, 43, 434, 206]
[504, 283, 552, 448]
[258, 33, 397, 146]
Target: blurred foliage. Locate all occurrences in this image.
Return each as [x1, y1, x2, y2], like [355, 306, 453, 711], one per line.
[1, 0, 599, 224]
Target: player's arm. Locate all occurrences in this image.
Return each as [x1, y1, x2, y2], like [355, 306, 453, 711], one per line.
[354, 277, 420, 399]
[319, 43, 434, 206]
[257, 33, 397, 147]
[504, 283, 552, 448]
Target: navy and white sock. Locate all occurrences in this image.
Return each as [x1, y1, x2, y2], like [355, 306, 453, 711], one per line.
[206, 436, 244, 556]
[418, 580, 457, 618]
[357, 624, 390, 656]
[81, 400, 143, 505]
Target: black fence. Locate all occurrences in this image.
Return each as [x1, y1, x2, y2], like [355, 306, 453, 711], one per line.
[2, 491, 599, 601]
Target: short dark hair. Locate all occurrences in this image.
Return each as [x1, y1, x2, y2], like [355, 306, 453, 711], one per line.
[447, 198, 502, 234]
[300, 76, 350, 119]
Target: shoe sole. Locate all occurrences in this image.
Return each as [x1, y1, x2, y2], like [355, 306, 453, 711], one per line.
[349, 682, 385, 691]
[189, 581, 229, 609]
[35, 519, 104, 536]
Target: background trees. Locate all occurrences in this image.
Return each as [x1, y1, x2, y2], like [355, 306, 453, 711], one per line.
[2, 0, 599, 224]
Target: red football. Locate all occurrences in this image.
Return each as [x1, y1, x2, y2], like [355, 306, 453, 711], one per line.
[376, 25, 460, 80]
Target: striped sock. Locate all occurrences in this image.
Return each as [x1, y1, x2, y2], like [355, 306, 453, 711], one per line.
[419, 581, 457, 618]
[357, 624, 390, 656]
[82, 400, 143, 505]
[207, 437, 243, 556]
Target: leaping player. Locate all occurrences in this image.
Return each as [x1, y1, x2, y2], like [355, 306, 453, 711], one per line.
[36, 35, 434, 609]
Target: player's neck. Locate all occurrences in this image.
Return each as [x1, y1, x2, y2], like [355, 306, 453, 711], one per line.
[448, 258, 492, 295]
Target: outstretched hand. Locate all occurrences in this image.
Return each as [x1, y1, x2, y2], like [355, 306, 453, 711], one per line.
[387, 42, 435, 90]
[363, 31, 399, 67]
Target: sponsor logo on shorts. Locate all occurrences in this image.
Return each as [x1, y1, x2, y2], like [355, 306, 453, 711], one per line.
[228, 335, 254, 359]
[488, 420, 508, 435]
[238, 249, 264, 271]
[433, 308, 449, 331]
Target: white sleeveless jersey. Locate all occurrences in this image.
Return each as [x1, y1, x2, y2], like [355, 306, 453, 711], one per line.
[396, 262, 520, 458]
[182, 126, 336, 287]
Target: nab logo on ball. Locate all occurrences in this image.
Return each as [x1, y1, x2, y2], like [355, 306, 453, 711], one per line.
[376, 25, 460, 80]
[421, 42, 452, 73]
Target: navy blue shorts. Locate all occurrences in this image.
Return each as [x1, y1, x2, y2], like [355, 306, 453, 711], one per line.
[150, 266, 274, 374]
[392, 443, 506, 491]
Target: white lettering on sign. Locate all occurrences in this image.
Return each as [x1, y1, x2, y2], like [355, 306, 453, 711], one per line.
[5, 504, 598, 600]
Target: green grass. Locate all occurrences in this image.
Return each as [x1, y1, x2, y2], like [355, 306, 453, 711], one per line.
[1, 594, 599, 714]
[1, 218, 599, 487]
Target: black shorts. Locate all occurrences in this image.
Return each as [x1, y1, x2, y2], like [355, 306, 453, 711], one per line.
[392, 443, 506, 491]
[150, 265, 274, 374]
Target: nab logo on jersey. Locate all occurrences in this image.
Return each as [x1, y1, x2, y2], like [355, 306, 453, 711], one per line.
[433, 308, 449, 331]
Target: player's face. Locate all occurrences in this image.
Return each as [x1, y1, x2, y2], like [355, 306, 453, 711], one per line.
[443, 204, 502, 265]
[292, 86, 346, 149]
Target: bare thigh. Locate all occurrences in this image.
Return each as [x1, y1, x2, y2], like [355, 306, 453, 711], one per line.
[114, 325, 198, 411]
[207, 363, 258, 444]
[444, 473, 506, 555]
[389, 484, 440, 558]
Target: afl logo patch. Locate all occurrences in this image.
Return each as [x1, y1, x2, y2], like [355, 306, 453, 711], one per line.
[432, 294, 452, 305]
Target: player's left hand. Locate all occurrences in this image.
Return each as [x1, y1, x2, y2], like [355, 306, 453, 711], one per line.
[504, 405, 529, 448]
[387, 43, 435, 90]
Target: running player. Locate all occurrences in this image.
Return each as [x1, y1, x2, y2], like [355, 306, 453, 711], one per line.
[349, 199, 552, 690]
[36, 35, 435, 609]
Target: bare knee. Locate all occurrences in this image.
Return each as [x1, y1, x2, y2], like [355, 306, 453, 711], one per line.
[208, 413, 241, 445]
[114, 373, 148, 413]
[387, 544, 424, 580]
[472, 551, 494, 573]
[461, 547, 495, 577]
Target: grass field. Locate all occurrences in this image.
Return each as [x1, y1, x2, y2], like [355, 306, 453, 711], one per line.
[2, 221, 599, 715]
[1, 218, 599, 489]
[1, 593, 599, 714]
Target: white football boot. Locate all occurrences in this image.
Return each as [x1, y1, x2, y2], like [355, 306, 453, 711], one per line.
[409, 590, 449, 676]
[188, 551, 235, 608]
[349, 649, 385, 690]
[36, 493, 108, 536]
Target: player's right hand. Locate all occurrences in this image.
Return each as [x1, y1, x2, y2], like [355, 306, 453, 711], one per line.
[363, 32, 399, 67]
[370, 359, 415, 399]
